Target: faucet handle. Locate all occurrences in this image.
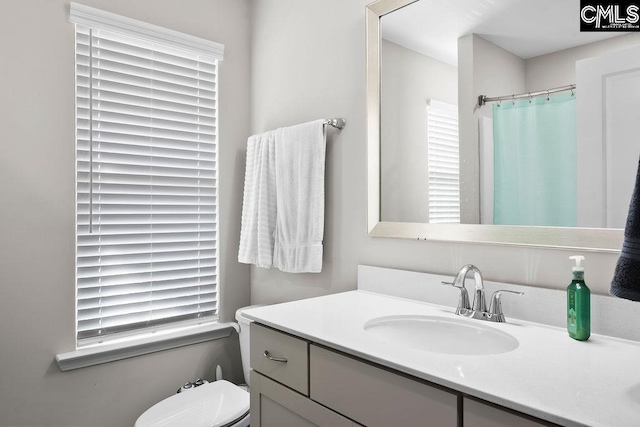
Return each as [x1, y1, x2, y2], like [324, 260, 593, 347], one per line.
[442, 281, 471, 312]
[489, 290, 524, 322]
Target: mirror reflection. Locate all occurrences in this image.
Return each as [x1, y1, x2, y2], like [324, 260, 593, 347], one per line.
[380, 0, 640, 228]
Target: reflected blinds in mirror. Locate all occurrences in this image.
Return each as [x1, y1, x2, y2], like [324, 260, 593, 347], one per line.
[427, 99, 460, 224]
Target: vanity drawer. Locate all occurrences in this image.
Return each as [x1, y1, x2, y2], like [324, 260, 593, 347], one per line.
[310, 344, 458, 427]
[250, 323, 309, 395]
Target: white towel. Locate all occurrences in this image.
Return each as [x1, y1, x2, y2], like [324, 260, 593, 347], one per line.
[273, 120, 326, 273]
[238, 131, 277, 268]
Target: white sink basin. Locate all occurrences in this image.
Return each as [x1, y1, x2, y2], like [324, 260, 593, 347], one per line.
[363, 315, 519, 356]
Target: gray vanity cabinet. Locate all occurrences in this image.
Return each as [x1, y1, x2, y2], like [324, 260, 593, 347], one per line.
[250, 323, 554, 427]
[250, 323, 455, 426]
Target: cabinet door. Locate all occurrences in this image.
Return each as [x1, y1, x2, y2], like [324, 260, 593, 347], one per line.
[310, 344, 458, 427]
[250, 370, 357, 427]
[463, 397, 556, 427]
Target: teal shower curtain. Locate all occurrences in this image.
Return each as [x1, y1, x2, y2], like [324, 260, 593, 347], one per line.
[492, 93, 577, 226]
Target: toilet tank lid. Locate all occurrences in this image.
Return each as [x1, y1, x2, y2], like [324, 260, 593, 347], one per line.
[135, 380, 249, 427]
[235, 304, 265, 324]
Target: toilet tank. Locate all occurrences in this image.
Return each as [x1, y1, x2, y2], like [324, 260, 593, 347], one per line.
[235, 305, 264, 386]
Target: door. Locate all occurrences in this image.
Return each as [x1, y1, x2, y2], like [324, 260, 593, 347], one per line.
[576, 44, 640, 228]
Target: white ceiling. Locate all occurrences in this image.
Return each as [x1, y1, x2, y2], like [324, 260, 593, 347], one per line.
[381, 0, 625, 66]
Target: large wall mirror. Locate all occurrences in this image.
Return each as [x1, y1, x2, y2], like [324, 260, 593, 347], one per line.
[366, 0, 640, 251]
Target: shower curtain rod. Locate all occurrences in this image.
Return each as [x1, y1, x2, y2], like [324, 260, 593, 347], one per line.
[323, 117, 346, 129]
[478, 84, 576, 107]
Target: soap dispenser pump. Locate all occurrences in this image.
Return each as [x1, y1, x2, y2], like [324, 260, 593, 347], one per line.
[567, 256, 590, 341]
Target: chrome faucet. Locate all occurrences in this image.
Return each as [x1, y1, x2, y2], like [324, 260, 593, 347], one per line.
[441, 264, 478, 314]
[442, 264, 523, 323]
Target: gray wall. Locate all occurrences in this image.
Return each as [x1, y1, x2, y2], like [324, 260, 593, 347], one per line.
[249, 0, 619, 305]
[0, 1, 251, 425]
[380, 39, 458, 223]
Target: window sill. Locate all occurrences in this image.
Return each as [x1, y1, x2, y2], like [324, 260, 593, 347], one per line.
[55, 322, 236, 371]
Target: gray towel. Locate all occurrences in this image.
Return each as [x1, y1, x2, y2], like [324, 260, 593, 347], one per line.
[610, 156, 640, 302]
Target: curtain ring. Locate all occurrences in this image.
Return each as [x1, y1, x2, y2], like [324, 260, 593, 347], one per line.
[546, 89, 550, 101]
[512, 94, 515, 106]
[528, 92, 532, 103]
[571, 87, 575, 96]
[497, 99, 501, 107]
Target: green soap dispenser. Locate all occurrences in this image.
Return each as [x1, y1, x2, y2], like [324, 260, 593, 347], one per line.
[567, 255, 590, 341]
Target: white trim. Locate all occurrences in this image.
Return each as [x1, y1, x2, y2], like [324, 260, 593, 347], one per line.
[76, 316, 222, 348]
[56, 322, 234, 371]
[69, 2, 224, 60]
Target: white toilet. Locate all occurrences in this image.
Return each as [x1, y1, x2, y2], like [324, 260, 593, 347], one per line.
[135, 305, 262, 427]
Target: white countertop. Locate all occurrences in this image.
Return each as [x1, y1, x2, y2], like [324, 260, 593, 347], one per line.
[243, 290, 640, 427]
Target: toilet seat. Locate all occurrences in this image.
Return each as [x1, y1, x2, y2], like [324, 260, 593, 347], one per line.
[135, 380, 250, 427]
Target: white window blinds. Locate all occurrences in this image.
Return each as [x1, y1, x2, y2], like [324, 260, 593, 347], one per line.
[427, 99, 460, 224]
[71, 4, 224, 344]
